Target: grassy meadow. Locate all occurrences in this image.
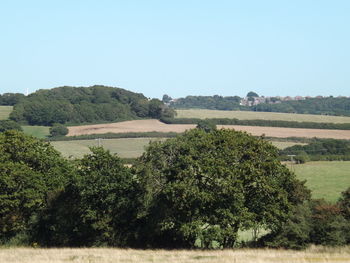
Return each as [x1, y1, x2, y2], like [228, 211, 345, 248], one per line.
[0, 106, 13, 120]
[21, 125, 50, 139]
[51, 137, 166, 159]
[0, 247, 349, 263]
[176, 109, 350, 123]
[293, 161, 350, 202]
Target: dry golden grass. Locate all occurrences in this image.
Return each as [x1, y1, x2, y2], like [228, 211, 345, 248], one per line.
[68, 119, 350, 140]
[0, 246, 349, 263]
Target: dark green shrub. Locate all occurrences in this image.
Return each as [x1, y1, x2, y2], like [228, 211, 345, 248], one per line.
[0, 120, 22, 132]
[49, 124, 68, 137]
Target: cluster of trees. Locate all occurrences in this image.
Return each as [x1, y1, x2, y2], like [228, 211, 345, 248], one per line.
[0, 93, 25, 106]
[0, 128, 306, 248]
[8, 86, 175, 126]
[161, 117, 350, 130]
[169, 95, 242, 110]
[0, 120, 22, 132]
[280, 139, 350, 163]
[0, 129, 349, 249]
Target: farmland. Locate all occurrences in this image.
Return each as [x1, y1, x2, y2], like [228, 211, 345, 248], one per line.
[51, 137, 165, 159]
[67, 119, 350, 140]
[0, 106, 13, 120]
[176, 109, 350, 123]
[294, 161, 350, 202]
[22, 125, 50, 139]
[0, 247, 349, 263]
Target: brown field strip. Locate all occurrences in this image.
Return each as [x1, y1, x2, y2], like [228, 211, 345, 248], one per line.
[68, 119, 350, 139]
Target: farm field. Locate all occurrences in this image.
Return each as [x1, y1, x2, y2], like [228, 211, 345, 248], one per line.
[22, 125, 50, 139]
[293, 161, 350, 202]
[51, 138, 300, 159]
[176, 109, 350, 123]
[67, 119, 350, 139]
[0, 106, 13, 120]
[0, 247, 349, 263]
[51, 138, 165, 159]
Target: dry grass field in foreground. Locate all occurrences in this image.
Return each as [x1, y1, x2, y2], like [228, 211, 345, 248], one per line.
[0, 246, 349, 263]
[176, 109, 350, 123]
[67, 119, 350, 140]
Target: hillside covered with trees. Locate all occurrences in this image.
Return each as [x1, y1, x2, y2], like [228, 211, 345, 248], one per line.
[8, 86, 175, 126]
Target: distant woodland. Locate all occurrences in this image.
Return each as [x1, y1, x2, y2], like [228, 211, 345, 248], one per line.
[169, 95, 350, 116]
[2, 86, 175, 126]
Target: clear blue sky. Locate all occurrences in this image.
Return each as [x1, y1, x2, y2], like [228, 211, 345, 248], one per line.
[1, 0, 349, 98]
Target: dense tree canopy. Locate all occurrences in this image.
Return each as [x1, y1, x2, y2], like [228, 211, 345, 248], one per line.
[0, 131, 72, 243]
[34, 147, 140, 247]
[134, 128, 309, 248]
[9, 86, 175, 125]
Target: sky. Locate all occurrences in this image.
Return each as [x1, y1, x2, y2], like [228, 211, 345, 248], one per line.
[1, 0, 349, 99]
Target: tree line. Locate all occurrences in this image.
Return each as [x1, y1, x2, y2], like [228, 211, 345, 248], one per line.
[168, 95, 350, 117]
[5, 86, 175, 126]
[280, 138, 350, 163]
[0, 129, 349, 249]
[160, 117, 350, 130]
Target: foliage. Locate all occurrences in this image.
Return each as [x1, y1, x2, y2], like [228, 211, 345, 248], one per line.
[253, 97, 350, 116]
[161, 117, 350, 130]
[247, 91, 259, 98]
[338, 187, 350, 221]
[309, 200, 348, 246]
[0, 130, 72, 243]
[9, 86, 174, 126]
[35, 147, 140, 247]
[47, 131, 178, 141]
[49, 124, 68, 137]
[169, 95, 242, 110]
[162, 94, 172, 103]
[280, 139, 350, 162]
[258, 203, 312, 249]
[134, 128, 308, 248]
[196, 120, 217, 132]
[0, 93, 25, 106]
[0, 120, 23, 132]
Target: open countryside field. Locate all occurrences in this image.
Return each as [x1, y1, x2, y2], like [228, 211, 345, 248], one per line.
[176, 109, 350, 123]
[293, 161, 350, 202]
[0, 247, 349, 263]
[68, 119, 350, 139]
[51, 138, 165, 159]
[51, 138, 300, 159]
[22, 125, 50, 139]
[0, 106, 13, 120]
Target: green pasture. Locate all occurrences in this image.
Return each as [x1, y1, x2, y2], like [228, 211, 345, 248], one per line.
[176, 109, 350, 123]
[51, 137, 166, 159]
[293, 161, 350, 202]
[22, 125, 50, 139]
[0, 106, 13, 120]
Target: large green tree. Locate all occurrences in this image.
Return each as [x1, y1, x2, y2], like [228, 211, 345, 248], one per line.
[134, 128, 309, 248]
[35, 147, 140, 247]
[0, 131, 72, 243]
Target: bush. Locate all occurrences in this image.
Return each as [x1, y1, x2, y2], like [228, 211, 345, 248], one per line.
[0, 120, 22, 132]
[309, 200, 348, 246]
[50, 124, 68, 137]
